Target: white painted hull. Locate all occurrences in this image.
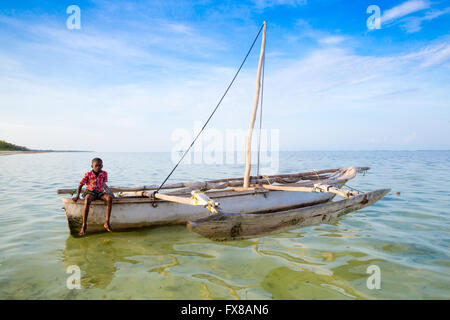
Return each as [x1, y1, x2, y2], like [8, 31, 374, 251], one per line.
[62, 167, 357, 235]
[63, 188, 339, 234]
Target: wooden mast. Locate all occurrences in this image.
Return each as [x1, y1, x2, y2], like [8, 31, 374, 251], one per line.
[244, 21, 266, 188]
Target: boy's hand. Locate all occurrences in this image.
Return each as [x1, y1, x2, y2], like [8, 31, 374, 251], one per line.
[104, 184, 115, 199]
[72, 185, 83, 202]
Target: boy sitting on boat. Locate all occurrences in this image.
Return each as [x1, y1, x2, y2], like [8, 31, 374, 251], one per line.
[72, 157, 114, 235]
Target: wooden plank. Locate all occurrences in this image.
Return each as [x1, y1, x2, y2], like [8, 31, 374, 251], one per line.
[144, 190, 222, 214]
[262, 184, 315, 192]
[61, 187, 272, 205]
[56, 182, 184, 195]
[144, 192, 193, 206]
[232, 186, 256, 192]
[215, 168, 341, 183]
[262, 183, 358, 198]
[313, 184, 357, 198]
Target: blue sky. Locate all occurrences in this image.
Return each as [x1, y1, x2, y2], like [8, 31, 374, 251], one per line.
[0, 0, 449, 151]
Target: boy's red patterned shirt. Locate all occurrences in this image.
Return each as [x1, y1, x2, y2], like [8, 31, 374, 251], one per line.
[79, 170, 108, 192]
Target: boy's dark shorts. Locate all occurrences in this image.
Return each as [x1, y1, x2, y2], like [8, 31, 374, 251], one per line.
[82, 190, 105, 200]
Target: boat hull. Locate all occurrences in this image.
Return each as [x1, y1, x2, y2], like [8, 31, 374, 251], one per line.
[62, 187, 339, 235]
[187, 189, 390, 240]
[61, 167, 359, 235]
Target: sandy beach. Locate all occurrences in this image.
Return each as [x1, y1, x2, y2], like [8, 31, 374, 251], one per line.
[0, 151, 53, 156]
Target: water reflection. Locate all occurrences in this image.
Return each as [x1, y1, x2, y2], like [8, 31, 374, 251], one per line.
[60, 225, 267, 298]
[61, 223, 387, 299]
[61, 226, 210, 289]
[260, 256, 384, 300]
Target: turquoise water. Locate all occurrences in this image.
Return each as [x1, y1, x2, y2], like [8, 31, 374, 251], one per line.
[0, 151, 448, 299]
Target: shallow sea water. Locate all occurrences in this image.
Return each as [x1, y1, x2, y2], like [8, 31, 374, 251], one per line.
[0, 151, 448, 299]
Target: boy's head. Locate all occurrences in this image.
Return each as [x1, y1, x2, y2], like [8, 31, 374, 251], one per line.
[91, 158, 103, 172]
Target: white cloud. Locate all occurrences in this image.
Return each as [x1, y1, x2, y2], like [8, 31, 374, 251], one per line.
[400, 42, 450, 67]
[165, 23, 194, 35]
[294, 19, 347, 47]
[420, 44, 450, 67]
[252, 0, 307, 9]
[318, 36, 346, 45]
[401, 7, 450, 33]
[2, 35, 449, 151]
[0, 13, 226, 68]
[381, 0, 430, 24]
[1, 7, 449, 151]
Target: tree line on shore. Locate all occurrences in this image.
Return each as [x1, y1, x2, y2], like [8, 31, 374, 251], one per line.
[0, 140, 29, 151]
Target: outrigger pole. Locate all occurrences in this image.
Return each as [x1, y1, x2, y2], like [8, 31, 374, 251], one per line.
[244, 21, 266, 188]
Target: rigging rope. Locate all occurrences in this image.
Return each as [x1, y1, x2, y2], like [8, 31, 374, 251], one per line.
[345, 184, 364, 194]
[155, 23, 265, 194]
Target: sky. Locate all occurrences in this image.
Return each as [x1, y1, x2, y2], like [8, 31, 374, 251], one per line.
[0, 0, 449, 151]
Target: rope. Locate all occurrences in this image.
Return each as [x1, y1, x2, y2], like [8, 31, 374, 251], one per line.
[345, 184, 364, 194]
[262, 175, 271, 185]
[312, 169, 320, 180]
[256, 38, 266, 178]
[155, 23, 265, 194]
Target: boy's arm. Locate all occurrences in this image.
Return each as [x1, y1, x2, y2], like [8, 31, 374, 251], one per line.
[73, 172, 88, 201]
[104, 183, 115, 198]
[72, 184, 83, 202]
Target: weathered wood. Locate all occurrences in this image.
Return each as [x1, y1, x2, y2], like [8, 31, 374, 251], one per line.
[262, 183, 358, 198]
[244, 21, 266, 188]
[218, 168, 342, 183]
[187, 188, 390, 241]
[143, 190, 221, 214]
[56, 168, 342, 194]
[64, 187, 271, 206]
[56, 182, 185, 195]
[262, 184, 314, 192]
[64, 183, 335, 235]
[56, 167, 362, 195]
[145, 192, 193, 206]
[232, 186, 256, 192]
[61, 165, 379, 236]
[313, 184, 358, 198]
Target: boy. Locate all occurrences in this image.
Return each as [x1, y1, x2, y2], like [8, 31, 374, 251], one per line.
[72, 158, 113, 235]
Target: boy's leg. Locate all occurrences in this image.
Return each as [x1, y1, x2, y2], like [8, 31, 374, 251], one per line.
[100, 194, 113, 232]
[80, 194, 94, 235]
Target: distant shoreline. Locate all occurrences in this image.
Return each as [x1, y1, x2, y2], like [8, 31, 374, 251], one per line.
[0, 150, 92, 156]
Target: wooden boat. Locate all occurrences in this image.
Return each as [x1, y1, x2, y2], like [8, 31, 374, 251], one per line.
[58, 22, 389, 239]
[60, 167, 366, 234]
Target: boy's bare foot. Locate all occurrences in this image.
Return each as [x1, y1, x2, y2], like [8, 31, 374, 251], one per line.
[79, 225, 87, 236]
[104, 222, 112, 232]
